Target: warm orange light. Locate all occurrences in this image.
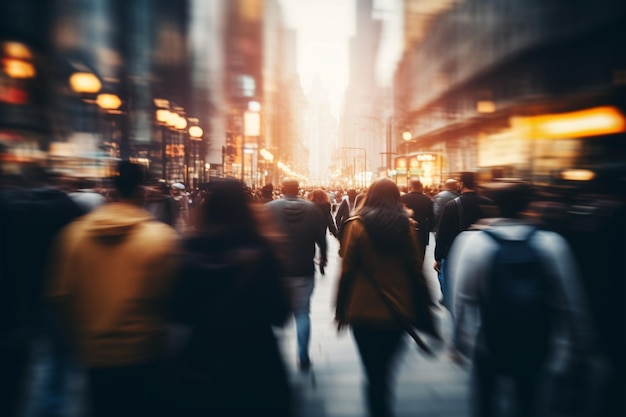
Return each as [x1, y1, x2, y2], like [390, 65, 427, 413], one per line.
[175, 115, 187, 130]
[69, 72, 102, 94]
[561, 169, 596, 181]
[529, 106, 626, 139]
[188, 125, 203, 138]
[260, 148, 274, 162]
[96, 93, 122, 110]
[3, 42, 32, 59]
[156, 109, 171, 124]
[3, 58, 36, 78]
[402, 131, 412, 141]
[477, 100, 496, 113]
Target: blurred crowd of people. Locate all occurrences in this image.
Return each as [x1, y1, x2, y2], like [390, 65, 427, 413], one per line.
[0, 158, 624, 417]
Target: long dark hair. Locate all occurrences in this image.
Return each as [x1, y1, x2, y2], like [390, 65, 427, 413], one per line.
[199, 179, 259, 239]
[198, 179, 286, 255]
[355, 178, 410, 252]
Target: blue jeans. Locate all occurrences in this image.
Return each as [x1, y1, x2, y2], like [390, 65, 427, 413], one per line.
[438, 258, 453, 312]
[284, 276, 315, 363]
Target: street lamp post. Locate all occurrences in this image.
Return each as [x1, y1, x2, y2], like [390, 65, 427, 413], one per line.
[402, 131, 412, 187]
[340, 147, 367, 188]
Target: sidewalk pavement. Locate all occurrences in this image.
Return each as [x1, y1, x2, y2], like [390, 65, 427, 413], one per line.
[280, 233, 471, 417]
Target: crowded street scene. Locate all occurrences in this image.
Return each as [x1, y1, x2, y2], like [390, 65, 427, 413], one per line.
[0, 0, 625, 416]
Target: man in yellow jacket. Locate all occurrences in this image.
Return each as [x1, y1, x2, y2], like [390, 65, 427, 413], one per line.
[48, 162, 179, 417]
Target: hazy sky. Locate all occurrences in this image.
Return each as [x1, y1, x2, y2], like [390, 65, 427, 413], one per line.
[279, 0, 355, 117]
[278, 0, 401, 118]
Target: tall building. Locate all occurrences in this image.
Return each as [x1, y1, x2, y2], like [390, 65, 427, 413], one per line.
[305, 76, 336, 185]
[394, 0, 626, 185]
[338, 0, 385, 188]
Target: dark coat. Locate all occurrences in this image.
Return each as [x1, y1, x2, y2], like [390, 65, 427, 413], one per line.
[434, 191, 496, 261]
[400, 191, 435, 249]
[314, 200, 338, 237]
[266, 195, 327, 276]
[170, 233, 291, 416]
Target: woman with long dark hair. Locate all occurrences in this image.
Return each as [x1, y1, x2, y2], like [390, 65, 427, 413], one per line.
[308, 188, 338, 238]
[334, 178, 437, 417]
[168, 178, 292, 417]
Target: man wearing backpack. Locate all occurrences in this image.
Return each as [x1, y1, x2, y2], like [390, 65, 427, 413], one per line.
[448, 182, 596, 417]
[434, 172, 496, 308]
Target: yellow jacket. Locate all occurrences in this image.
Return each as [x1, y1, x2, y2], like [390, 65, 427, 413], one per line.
[335, 217, 434, 329]
[48, 202, 180, 367]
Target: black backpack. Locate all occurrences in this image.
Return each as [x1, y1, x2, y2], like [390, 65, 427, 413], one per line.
[480, 227, 555, 373]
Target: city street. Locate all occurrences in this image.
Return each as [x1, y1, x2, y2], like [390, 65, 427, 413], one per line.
[280, 233, 470, 417]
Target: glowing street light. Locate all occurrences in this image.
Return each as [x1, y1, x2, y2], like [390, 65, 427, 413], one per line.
[69, 72, 102, 94]
[189, 125, 203, 139]
[96, 93, 122, 111]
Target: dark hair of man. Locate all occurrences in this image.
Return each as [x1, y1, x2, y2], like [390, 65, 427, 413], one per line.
[410, 179, 423, 192]
[459, 171, 476, 190]
[485, 182, 532, 218]
[114, 161, 145, 199]
[282, 179, 299, 195]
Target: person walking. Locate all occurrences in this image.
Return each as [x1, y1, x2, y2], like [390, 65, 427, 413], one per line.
[266, 179, 328, 371]
[335, 188, 358, 232]
[400, 179, 435, 257]
[334, 178, 438, 417]
[432, 178, 459, 235]
[168, 178, 292, 416]
[308, 188, 339, 239]
[47, 162, 180, 417]
[448, 182, 596, 417]
[434, 172, 495, 308]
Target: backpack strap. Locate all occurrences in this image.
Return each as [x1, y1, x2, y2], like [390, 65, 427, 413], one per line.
[454, 197, 465, 230]
[482, 225, 539, 243]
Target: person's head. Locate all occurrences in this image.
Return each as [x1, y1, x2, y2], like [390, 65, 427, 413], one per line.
[308, 189, 329, 204]
[261, 183, 274, 198]
[200, 178, 256, 231]
[356, 178, 402, 214]
[459, 172, 476, 191]
[281, 179, 299, 196]
[444, 178, 458, 191]
[409, 179, 423, 192]
[171, 182, 185, 196]
[484, 182, 532, 218]
[114, 161, 146, 202]
[347, 188, 357, 201]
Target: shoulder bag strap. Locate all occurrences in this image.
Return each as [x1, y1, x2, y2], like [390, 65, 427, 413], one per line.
[454, 197, 465, 230]
[362, 269, 434, 355]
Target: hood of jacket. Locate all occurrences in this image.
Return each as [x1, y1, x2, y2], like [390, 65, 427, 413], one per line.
[86, 202, 154, 245]
[275, 196, 309, 224]
[360, 208, 411, 253]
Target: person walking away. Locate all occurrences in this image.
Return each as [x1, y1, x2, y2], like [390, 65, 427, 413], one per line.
[434, 172, 495, 309]
[0, 164, 84, 417]
[448, 182, 596, 417]
[144, 181, 179, 227]
[170, 182, 190, 232]
[308, 188, 339, 239]
[335, 178, 438, 417]
[401, 179, 435, 257]
[335, 189, 358, 233]
[432, 178, 459, 235]
[266, 179, 327, 371]
[47, 162, 180, 417]
[168, 179, 292, 416]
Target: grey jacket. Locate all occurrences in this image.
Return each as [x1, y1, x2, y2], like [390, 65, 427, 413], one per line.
[266, 195, 327, 277]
